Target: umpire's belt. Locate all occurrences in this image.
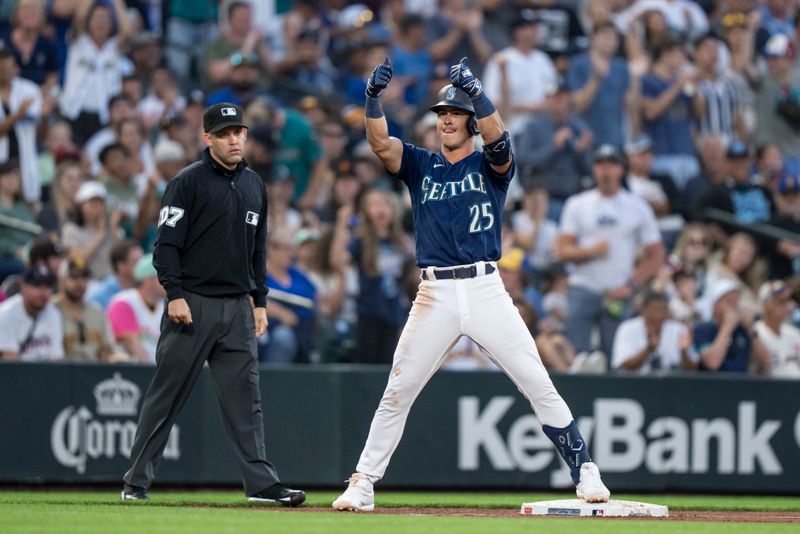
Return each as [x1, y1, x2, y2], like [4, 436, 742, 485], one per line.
[421, 262, 496, 281]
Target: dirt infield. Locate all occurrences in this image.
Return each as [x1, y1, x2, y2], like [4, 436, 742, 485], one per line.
[274, 506, 800, 523]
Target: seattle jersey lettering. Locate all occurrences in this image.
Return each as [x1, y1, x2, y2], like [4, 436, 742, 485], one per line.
[421, 172, 486, 204]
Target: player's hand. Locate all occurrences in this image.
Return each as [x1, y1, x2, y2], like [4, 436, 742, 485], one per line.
[254, 307, 268, 337]
[168, 298, 193, 325]
[450, 57, 483, 97]
[366, 57, 393, 98]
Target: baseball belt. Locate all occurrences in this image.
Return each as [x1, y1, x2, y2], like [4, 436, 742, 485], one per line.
[421, 263, 496, 281]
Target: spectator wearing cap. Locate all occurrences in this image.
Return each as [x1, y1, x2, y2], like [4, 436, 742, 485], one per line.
[260, 100, 325, 208]
[639, 38, 700, 190]
[127, 31, 161, 85]
[0, 233, 64, 299]
[514, 76, 593, 221]
[0, 42, 42, 204]
[53, 258, 115, 362]
[756, 0, 796, 53]
[482, 11, 558, 134]
[261, 227, 317, 364]
[266, 163, 302, 237]
[693, 33, 746, 144]
[567, 21, 638, 148]
[612, 289, 697, 374]
[87, 239, 143, 311]
[62, 180, 122, 281]
[0, 264, 63, 361]
[278, 23, 338, 97]
[555, 144, 664, 358]
[59, 0, 131, 145]
[205, 1, 272, 90]
[37, 160, 83, 234]
[753, 34, 800, 174]
[693, 140, 774, 243]
[754, 280, 800, 378]
[625, 133, 685, 246]
[767, 174, 800, 279]
[0, 161, 36, 283]
[206, 52, 270, 109]
[693, 278, 770, 374]
[107, 253, 165, 364]
[425, 0, 493, 75]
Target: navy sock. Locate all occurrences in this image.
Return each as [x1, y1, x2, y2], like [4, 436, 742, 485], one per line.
[543, 421, 591, 485]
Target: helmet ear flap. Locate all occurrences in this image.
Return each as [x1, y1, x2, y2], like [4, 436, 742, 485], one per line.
[468, 115, 479, 136]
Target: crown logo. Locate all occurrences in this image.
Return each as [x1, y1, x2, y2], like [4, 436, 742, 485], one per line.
[93, 373, 141, 416]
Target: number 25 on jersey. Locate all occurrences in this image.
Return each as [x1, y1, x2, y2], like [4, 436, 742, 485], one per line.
[468, 202, 494, 233]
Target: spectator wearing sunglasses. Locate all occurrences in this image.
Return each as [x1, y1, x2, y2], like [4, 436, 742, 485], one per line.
[53, 258, 115, 362]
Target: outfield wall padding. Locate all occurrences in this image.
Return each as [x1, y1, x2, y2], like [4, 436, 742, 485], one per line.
[0, 363, 797, 493]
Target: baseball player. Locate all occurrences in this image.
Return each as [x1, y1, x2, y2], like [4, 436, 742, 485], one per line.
[121, 103, 305, 507]
[332, 58, 610, 512]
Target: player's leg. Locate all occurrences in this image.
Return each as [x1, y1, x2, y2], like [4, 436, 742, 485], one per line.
[333, 279, 461, 511]
[123, 292, 218, 493]
[465, 274, 610, 502]
[206, 296, 299, 503]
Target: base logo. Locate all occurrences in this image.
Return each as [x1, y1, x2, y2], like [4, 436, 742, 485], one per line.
[51, 373, 180, 474]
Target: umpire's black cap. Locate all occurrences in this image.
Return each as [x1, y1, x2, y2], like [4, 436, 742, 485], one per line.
[430, 84, 475, 115]
[203, 102, 247, 133]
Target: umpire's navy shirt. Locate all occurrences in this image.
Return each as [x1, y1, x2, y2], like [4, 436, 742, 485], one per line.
[394, 143, 514, 267]
[153, 148, 269, 306]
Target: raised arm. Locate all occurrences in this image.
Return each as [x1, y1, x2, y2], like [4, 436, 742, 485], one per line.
[449, 57, 511, 174]
[364, 57, 403, 175]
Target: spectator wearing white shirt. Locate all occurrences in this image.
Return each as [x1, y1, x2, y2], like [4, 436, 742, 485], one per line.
[0, 264, 63, 361]
[510, 186, 558, 271]
[612, 289, 697, 373]
[753, 280, 800, 378]
[482, 11, 557, 135]
[107, 253, 165, 364]
[555, 144, 665, 357]
[0, 43, 41, 203]
[59, 0, 131, 145]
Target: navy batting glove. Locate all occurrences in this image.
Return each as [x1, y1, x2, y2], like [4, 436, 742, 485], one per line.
[450, 57, 483, 97]
[366, 56, 393, 98]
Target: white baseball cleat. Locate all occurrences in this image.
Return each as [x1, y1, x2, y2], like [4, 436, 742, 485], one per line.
[576, 462, 610, 503]
[332, 473, 375, 512]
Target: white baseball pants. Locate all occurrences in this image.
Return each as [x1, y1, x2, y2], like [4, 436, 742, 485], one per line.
[356, 263, 574, 479]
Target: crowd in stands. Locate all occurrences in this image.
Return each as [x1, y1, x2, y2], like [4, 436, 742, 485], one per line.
[0, 0, 799, 379]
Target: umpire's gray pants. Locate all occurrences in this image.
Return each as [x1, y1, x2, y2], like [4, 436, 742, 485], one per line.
[123, 291, 279, 495]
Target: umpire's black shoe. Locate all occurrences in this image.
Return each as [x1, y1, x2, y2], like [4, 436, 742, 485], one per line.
[248, 482, 306, 507]
[120, 484, 149, 501]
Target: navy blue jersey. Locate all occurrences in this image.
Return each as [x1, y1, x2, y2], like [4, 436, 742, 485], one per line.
[394, 143, 514, 267]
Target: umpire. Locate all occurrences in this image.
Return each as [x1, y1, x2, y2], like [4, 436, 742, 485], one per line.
[121, 102, 305, 506]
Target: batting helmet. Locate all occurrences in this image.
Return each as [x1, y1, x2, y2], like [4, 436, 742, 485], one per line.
[430, 84, 480, 136]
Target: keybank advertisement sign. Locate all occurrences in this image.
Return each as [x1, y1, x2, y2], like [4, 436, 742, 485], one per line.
[449, 372, 800, 492]
[50, 373, 180, 474]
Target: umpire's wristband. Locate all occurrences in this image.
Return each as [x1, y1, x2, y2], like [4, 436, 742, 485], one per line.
[365, 96, 384, 119]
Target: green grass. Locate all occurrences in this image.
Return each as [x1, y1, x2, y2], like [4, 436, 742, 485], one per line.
[2, 490, 797, 534]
